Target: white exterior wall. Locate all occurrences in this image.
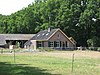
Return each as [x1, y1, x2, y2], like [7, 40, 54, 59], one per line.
[31, 40, 37, 50]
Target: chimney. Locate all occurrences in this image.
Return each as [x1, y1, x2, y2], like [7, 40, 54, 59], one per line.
[48, 27, 51, 32]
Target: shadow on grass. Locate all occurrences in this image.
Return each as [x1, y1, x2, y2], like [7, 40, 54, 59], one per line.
[0, 62, 59, 75]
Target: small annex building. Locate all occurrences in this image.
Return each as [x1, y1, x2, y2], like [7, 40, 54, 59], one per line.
[24, 28, 76, 50]
[0, 34, 34, 48]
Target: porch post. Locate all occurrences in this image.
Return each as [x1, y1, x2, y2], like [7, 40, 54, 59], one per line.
[60, 41, 62, 50]
[34, 40, 37, 50]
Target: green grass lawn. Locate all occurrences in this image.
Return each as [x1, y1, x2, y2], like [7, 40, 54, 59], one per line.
[0, 50, 100, 75]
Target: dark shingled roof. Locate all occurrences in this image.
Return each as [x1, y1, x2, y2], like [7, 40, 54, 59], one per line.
[0, 36, 6, 45]
[30, 29, 57, 40]
[24, 29, 57, 46]
[24, 40, 32, 46]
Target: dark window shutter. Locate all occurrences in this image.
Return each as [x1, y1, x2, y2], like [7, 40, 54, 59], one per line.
[37, 41, 38, 48]
[60, 41, 61, 47]
[42, 41, 44, 47]
[54, 41, 56, 47]
[66, 41, 67, 47]
[48, 41, 50, 47]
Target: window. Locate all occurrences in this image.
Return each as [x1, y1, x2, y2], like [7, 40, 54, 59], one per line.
[57, 34, 60, 39]
[58, 34, 60, 37]
[37, 41, 43, 47]
[66, 41, 67, 47]
[49, 42, 54, 47]
[42, 33, 45, 36]
[46, 33, 49, 36]
[54, 41, 60, 48]
[37, 34, 40, 37]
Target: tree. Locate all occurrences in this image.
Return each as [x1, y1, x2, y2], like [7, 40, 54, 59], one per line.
[0, 0, 100, 47]
[87, 36, 100, 47]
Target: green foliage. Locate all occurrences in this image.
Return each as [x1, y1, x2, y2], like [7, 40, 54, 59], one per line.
[0, 0, 100, 46]
[16, 42, 20, 48]
[87, 39, 94, 47]
[87, 36, 100, 47]
[38, 47, 54, 52]
[97, 47, 100, 52]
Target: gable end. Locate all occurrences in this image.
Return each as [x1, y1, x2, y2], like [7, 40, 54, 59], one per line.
[47, 28, 75, 45]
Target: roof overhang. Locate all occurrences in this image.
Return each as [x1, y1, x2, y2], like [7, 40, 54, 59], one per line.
[0, 34, 35, 40]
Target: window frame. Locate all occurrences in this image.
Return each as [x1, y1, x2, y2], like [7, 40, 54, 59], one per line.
[55, 41, 60, 48]
[37, 41, 43, 47]
[49, 41, 54, 47]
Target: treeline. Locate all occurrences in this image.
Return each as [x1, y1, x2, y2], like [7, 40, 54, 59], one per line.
[0, 0, 100, 47]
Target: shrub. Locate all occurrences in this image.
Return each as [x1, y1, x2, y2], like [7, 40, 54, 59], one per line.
[38, 47, 54, 52]
[97, 48, 100, 52]
[87, 36, 100, 51]
[88, 47, 98, 51]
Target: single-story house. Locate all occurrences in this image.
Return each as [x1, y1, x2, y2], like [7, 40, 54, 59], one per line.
[24, 28, 76, 50]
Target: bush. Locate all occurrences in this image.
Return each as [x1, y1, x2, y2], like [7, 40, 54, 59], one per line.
[97, 48, 100, 52]
[87, 36, 100, 47]
[88, 47, 98, 51]
[38, 47, 54, 52]
[87, 36, 100, 51]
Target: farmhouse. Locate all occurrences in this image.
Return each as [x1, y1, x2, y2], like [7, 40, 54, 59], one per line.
[24, 28, 76, 50]
[0, 28, 76, 50]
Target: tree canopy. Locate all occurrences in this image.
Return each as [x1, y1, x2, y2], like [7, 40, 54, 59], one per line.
[0, 0, 100, 47]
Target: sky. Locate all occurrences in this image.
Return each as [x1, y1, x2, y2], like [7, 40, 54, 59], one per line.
[0, 0, 35, 15]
